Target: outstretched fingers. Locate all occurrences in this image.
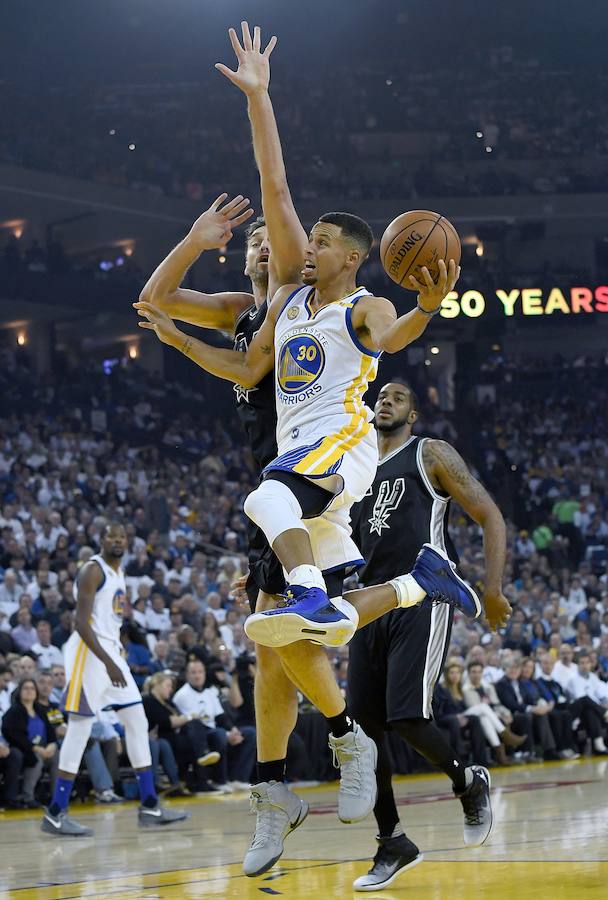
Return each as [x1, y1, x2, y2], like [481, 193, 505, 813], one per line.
[241, 21, 253, 50]
[229, 26, 245, 58]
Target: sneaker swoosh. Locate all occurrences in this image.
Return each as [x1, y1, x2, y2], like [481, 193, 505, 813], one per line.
[143, 808, 162, 817]
[45, 816, 61, 829]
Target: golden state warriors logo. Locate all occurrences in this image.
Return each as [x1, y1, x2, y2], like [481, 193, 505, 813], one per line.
[112, 589, 126, 620]
[278, 334, 325, 394]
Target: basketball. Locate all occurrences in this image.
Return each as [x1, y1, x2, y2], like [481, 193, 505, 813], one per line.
[380, 210, 461, 289]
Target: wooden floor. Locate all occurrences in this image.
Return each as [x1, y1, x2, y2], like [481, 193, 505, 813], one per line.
[0, 758, 606, 899]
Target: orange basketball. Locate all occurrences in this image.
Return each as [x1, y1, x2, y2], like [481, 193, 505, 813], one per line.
[380, 210, 461, 290]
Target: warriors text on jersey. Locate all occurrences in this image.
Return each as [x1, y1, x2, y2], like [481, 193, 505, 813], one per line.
[233, 300, 277, 471]
[72, 553, 127, 642]
[351, 436, 458, 585]
[267, 285, 380, 478]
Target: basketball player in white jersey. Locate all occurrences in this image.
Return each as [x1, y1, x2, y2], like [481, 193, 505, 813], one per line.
[137, 22, 483, 876]
[41, 524, 187, 836]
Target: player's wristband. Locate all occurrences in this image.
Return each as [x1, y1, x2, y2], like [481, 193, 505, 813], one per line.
[416, 301, 443, 317]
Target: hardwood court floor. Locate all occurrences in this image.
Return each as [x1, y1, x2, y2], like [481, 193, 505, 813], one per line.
[1, 758, 606, 899]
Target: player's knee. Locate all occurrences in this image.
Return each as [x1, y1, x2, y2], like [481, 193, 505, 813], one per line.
[59, 714, 95, 774]
[119, 703, 152, 769]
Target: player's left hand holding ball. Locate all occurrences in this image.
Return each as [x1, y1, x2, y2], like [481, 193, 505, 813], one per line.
[483, 589, 512, 632]
[136, 302, 183, 347]
[409, 259, 460, 313]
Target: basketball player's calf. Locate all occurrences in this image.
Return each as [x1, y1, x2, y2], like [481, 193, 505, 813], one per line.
[245, 589, 377, 877]
[245, 593, 308, 878]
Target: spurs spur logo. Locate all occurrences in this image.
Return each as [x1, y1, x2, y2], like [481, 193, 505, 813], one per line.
[368, 478, 406, 535]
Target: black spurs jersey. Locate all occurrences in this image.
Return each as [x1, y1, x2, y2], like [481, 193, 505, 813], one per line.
[233, 299, 277, 471]
[351, 435, 458, 586]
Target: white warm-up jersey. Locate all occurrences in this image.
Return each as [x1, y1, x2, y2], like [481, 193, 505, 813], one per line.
[74, 554, 127, 643]
[268, 285, 380, 476]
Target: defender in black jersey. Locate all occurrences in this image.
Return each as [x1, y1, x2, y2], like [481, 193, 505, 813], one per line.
[347, 382, 510, 891]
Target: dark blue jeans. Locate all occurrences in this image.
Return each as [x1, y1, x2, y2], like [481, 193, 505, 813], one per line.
[150, 738, 179, 786]
[207, 725, 256, 784]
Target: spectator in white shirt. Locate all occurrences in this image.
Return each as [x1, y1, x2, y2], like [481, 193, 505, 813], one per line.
[49, 664, 66, 705]
[552, 643, 579, 689]
[145, 594, 171, 635]
[0, 571, 20, 618]
[207, 592, 226, 625]
[31, 620, 64, 669]
[566, 652, 608, 706]
[173, 660, 255, 790]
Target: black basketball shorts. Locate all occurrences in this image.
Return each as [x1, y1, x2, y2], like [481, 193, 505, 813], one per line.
[347, 598, 453, 726]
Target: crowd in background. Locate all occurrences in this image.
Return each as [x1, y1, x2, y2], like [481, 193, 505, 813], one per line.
[0, 350, 607, 808]
[2, 53, 608, 203]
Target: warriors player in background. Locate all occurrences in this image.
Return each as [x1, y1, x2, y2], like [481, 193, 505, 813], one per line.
[346, 382, 511, 890]
[137, 21, 480, 878]
[41, 524, 187, 836]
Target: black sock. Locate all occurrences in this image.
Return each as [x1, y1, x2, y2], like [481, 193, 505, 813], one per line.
[327, 707, 354, 738]
[257, 758, 286, 784]
[375, 789, 400, 839]
[393, 717, 467, 794]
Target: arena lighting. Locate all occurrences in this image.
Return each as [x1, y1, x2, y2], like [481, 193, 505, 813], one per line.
[128, 143, 136, 151]
[17, 332, 26, 346]
[386, 78, 393, 85]
[1, 218, 25, 237]
[109, 129, 116, 135]
[424, 359, 431, 366]
[492, 343, 501, 351]
[124, 245, 134, 257]
[485, 146, 493, 153]
[128, 345, 138, 360]
[476, 131, 483, 138]
[476, 243, 484, 257]
[430, 346, 440, 355]
[218, 255, 227, 264]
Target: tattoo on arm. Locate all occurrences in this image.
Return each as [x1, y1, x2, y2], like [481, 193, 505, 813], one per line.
[180, 337, 194, 356]
[260, 344, 272, 355]
[424, 440, 491, 507]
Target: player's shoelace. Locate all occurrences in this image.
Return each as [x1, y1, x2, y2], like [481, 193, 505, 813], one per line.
[331, 742, 362, 794]
[248, 795, 285, 848]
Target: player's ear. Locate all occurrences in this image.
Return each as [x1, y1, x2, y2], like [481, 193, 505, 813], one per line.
[347, 248, 361, 269]
[408, 408, 419, 425]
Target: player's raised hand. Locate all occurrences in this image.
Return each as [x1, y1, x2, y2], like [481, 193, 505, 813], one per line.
[409, 259, 460, 313]
[215, 22, 277, 96]
[188, 193, 254, 251]
[135, 301, 184, 347]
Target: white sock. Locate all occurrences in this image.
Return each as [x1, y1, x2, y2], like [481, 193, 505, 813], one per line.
[593, 737, 607, 752]
[288, 564, 326, 591]
[330, 596, 359, 629]
[388, 573, 426, 608]
[465, 767, 474, 789]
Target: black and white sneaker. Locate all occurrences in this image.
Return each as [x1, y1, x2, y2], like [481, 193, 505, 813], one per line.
[353, 835, 423, 891]
[138, 803, 190, 827]
[455, 765, 493, 847]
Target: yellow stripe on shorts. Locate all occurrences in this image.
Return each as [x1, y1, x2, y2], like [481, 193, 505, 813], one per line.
[65, 639, 88, 712]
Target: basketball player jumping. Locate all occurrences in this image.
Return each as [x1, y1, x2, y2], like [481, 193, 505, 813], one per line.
[41, 524, 188, 836]
[136, 20, 489, 873]
[347, 382, 509, 890]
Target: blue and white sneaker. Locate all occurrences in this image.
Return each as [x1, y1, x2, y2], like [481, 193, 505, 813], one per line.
[244, 585, 356, 648]
[411, 544, 482, 619]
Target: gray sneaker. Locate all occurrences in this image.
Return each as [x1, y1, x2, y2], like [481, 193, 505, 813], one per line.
[41, 809, 93, 837]
[243, 781, 309, 877]
[329, 723, 378, 824]
[455, 765, 493, 847]
[138, 804, 190, 827]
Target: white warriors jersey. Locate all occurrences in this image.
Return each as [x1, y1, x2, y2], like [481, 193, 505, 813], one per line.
[74, 553, 127, 643]
[271, 285, 380, 473]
